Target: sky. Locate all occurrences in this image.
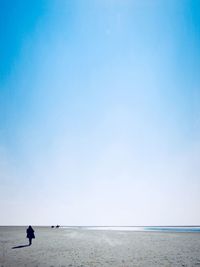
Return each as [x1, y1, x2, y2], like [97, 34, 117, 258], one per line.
[0, 0, 200, 226]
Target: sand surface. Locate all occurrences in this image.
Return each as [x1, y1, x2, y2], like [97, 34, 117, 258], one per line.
[0, 226, 200, 267]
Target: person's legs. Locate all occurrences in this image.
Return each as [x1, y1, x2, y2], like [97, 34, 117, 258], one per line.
[29, 238, 32, 246]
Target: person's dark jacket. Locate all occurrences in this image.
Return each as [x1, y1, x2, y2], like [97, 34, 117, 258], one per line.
[26, 226, 35, 239]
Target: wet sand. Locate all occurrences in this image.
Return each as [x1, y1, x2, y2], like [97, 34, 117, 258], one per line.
[0, 226, 200, 267]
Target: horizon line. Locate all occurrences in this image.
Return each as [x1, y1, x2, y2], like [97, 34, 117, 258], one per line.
[61, 225, 200, 228]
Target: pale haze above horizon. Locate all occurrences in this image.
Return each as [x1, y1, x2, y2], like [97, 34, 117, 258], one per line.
[0, 0, 200, 226]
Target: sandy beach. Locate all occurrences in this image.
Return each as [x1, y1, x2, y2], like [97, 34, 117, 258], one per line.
[0, 226, 200, 267]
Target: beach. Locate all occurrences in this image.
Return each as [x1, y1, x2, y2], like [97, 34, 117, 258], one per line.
[0, 226, 200, 267]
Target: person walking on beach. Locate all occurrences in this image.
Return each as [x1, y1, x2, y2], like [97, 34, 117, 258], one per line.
[26, 226, 35, 246]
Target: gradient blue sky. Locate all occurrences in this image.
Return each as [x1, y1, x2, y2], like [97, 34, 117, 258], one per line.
[0, 0, 200, 225]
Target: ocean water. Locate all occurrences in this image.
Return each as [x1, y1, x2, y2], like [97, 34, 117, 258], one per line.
[144, 226, 200, 232]
[62, 226, 200, 233]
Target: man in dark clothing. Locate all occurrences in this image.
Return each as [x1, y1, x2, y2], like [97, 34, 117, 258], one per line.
[26, 226, 35, 246]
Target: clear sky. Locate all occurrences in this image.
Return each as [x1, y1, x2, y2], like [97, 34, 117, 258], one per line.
[0, 0, 200, 226]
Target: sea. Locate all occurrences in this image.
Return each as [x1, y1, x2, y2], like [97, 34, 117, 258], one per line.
[62, 226, 200, 233]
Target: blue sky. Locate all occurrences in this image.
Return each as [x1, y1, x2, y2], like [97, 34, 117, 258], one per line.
[0, 0, 200, 225]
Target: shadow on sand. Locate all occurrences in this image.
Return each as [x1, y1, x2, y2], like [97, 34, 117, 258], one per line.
[12, 244, 30, 249]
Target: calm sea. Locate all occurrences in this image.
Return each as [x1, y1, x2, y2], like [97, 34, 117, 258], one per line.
[62, 226, 200, 233]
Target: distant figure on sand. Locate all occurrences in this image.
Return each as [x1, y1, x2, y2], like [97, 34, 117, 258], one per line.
[26, 226, 35, 246]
